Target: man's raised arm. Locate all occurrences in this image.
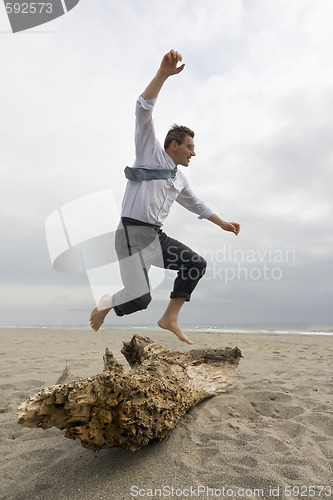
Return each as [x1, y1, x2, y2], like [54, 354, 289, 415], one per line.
[142, 49, 185, 100]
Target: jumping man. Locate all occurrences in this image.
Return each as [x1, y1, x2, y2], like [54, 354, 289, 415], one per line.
[90, 50, 240, 344]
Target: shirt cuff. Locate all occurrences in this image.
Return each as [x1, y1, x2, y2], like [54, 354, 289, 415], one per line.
[137, 95, 157, 110]
[198, 208, 215, 220]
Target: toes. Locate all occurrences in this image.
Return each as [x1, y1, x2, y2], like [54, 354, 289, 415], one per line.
[180, 335, 193, 345]
[90, 307, 98, 321]
[91, 320, 102, 331]
[158, 319, 193, 344]
[90, 308, 103, 331]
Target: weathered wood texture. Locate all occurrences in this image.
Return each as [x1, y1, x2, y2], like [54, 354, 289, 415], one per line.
[17, 334, 242, 452]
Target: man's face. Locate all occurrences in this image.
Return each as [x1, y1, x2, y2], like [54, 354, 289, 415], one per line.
[174, 135, 196, 167]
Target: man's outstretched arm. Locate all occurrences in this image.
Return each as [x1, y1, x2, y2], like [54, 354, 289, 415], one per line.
[142, 49, 185, 100]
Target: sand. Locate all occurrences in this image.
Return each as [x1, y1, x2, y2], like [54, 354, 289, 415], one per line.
[0, 327, 332, 500]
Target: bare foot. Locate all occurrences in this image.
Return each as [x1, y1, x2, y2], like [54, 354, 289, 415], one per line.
[90, 295, 112, 331]
[157, 317, 193, 345]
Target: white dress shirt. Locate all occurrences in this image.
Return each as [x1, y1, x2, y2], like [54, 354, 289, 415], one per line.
[121, 96, 214, 225]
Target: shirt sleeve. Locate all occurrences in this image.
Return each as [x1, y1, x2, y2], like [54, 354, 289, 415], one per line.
[134, 96, 159, 165]
[175, 176, 215, 219]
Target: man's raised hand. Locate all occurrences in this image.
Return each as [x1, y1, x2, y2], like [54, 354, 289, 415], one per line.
[141, 50, 185, 106]
[159, 49, 185, 77]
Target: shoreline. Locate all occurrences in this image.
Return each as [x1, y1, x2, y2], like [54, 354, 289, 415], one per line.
[1, 323, 332, 336]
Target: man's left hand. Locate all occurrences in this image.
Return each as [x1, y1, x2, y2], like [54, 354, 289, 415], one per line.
[222, 221, 240, 235]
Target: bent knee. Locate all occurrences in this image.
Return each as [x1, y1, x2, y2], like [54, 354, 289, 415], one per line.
[188, 256, 207, 280]
[196, 256, 207, 275]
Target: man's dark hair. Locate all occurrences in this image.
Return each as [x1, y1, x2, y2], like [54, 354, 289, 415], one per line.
[164, 124, 195, 150]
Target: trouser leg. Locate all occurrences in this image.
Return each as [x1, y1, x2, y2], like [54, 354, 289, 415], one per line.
[158, 232, 207, 302]
[112, 222, 206, 316]
[112, 222, 162, 316]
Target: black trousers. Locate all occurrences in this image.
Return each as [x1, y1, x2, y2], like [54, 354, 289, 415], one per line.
[112, 218, 207, 317]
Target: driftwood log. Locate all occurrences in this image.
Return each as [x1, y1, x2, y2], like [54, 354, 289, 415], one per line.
[17, 334, 242, 452]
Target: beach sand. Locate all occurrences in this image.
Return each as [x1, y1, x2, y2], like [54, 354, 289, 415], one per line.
[0, 327, 332, 500]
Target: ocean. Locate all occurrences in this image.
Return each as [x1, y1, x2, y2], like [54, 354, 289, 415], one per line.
[3, 323, 331, 336]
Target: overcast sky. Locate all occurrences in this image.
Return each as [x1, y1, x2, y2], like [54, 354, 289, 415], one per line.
[1, 0, 332, 328]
